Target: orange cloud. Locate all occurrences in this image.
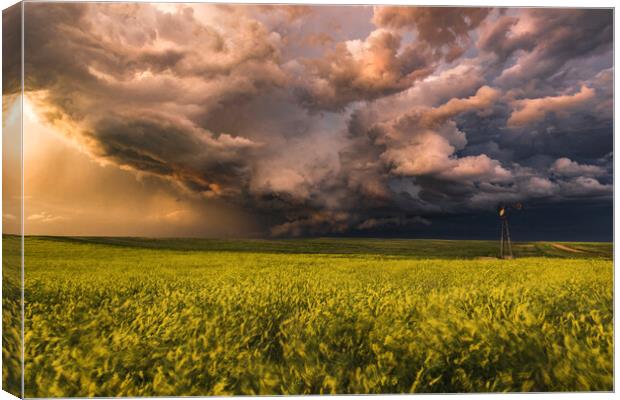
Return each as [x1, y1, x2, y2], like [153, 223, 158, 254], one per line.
[508, 85, 595, 127]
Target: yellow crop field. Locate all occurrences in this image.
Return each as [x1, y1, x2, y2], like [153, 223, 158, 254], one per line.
[2, 236, 613, 396]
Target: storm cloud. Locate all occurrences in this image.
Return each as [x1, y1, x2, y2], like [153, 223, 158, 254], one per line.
[8, 4, 613, 238]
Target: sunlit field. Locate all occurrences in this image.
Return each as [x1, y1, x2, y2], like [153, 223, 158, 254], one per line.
[5, 236, 612, 396]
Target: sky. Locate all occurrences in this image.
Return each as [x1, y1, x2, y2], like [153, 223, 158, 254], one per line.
[1, 3, 614, 240]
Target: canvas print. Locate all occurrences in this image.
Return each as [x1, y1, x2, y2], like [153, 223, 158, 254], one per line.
[1, 2, 614, 397]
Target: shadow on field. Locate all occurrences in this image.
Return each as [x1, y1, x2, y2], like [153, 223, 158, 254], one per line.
[24, 235, 612, 260]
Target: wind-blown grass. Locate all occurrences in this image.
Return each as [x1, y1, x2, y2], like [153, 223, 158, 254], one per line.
[14, 236, 614, 396]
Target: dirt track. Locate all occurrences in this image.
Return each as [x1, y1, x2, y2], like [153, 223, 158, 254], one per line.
[551, 243, 584, 253]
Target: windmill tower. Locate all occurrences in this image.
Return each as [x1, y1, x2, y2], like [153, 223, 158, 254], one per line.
[498, 202, 522, 259]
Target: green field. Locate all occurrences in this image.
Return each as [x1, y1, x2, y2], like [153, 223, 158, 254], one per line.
[2, 235, 614, 396]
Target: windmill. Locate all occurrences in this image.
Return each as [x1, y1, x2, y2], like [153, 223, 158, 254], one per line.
[497, 202, 522, 259]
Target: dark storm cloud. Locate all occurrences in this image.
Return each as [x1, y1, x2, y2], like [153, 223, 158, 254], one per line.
[373, 6, 490, 60]
[293, 7, 492, 112]
[92, 115, 261, 194]
[20, 2, 285, 198]
[479, 9, 613, 88]
[11, 4, 613, 237]
[2, 3, 21, 96]
[293, 30, 436, 111]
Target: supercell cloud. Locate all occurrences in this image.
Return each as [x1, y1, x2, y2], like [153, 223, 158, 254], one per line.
[9, 4, 613, 238]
